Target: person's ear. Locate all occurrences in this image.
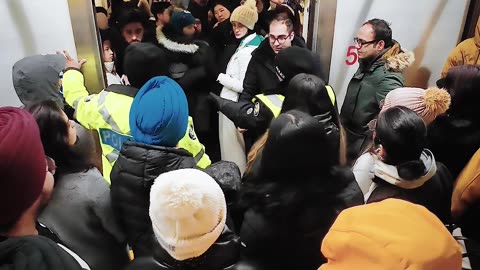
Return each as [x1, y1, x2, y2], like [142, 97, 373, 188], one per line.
[376, 40, 385, 51]
[375, 144, 386, 161]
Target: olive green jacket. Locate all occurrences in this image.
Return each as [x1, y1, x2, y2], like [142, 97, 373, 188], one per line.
[341, 44, 415, 161]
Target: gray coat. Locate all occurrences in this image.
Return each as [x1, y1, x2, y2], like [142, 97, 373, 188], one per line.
[39, 168, 129, 270]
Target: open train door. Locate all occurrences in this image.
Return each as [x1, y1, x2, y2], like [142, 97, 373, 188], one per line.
[303, 0, 471, 108]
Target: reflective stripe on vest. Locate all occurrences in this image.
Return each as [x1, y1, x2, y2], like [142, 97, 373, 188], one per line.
[194, 147, 205, 164]
[326, 85, 336, 105]
[99, 106, 122, 131]
[106, 151, 119, 164]
[254, 94, 285, 118]
[98, 91, 109, 106]
[176, 117, 211, 169]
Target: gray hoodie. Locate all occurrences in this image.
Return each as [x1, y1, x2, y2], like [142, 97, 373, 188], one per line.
[12, 54, 66, 106]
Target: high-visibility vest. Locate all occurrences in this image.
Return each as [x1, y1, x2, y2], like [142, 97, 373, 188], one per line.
[252, 94, 285, 118]
[177, 117, 211, 169]
[63, 70, 134, 183]
[325, 85, 336, 106]
[252, 85, 337, 118]
[63, 70, 211, 183]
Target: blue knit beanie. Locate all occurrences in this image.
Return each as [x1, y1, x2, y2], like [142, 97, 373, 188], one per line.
[129, 76, 189, 147]
[169, 10, 196, 34]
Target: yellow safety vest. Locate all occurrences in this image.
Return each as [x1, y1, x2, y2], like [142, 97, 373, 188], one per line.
[253, 85, 336, 118]
[177, 117, 212, 169]
[253, 94, 285, 118]
[325, 85, 336, 106]
[63, 70, 212, 182]
[63, 70, 133, 183]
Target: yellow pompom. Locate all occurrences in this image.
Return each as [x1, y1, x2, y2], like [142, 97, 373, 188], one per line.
[424, 87, 451, 115]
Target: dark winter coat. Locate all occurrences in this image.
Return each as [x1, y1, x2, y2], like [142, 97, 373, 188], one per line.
[238, 36, 307, 103]
[239, 168, 364, 270]
[340, 44, 414, 161]
[126, 227, 241, 270]
[156, 26, 217, 135]
[110, 142, 242, 257]
[110, 141, 197, 257]
[427, 115, 480, 180]
[0, 235, 84, 270]
[368, 162, 453, 224]
[354, 150, 454, 224]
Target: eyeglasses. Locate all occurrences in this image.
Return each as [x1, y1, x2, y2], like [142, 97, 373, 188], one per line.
[353, 37, 378, 47]
[269, 32, 293, 45]
[46, 156, 57, 176]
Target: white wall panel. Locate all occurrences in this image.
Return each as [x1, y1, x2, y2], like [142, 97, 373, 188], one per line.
[327, 0, 470, 108]
[0, 0, 77, 107]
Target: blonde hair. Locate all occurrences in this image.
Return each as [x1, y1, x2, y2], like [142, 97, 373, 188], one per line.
[244, 131, 269, 175]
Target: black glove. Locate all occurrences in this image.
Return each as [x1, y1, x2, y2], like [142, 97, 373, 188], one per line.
[209, 92, 231, 111]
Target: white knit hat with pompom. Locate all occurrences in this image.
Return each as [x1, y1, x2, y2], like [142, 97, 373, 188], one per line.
[149, 168, 227, 261]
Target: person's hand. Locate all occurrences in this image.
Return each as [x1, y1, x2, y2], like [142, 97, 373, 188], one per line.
[57, 50, 86, 70]
[237, 128, 248, 133]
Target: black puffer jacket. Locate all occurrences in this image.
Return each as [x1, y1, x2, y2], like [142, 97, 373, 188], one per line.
[239, 168, 364, 270]
[427, 115, 480, 179]
[0, 235, 84, 270]
[125, 227, 241, 270]
[110, 141, 197, 257]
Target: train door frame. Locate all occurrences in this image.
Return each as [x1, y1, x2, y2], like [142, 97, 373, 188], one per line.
[67, 0, 106, 94]
[304, 0, 337, 83]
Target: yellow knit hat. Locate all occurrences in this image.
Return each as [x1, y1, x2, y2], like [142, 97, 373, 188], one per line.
[230, 0, 258, 30]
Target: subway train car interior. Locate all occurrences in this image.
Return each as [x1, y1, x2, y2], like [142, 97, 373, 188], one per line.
[1, 0, 480, 269]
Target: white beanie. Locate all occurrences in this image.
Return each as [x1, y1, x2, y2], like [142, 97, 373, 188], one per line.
[149, 168, 227, 261]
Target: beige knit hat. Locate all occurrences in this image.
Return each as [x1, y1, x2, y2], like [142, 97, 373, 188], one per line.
[230, 0, 258, 30]
[149, 169, 227, 261]
[380, 87, 451, 125]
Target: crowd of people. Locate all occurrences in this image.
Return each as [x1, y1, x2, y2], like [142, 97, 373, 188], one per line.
[1, 0, 480, 269]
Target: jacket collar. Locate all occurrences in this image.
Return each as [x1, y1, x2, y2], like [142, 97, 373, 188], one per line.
[358, 41, 415, 73]
[374, 149, 437, 189]
[156, 27, 199, 54]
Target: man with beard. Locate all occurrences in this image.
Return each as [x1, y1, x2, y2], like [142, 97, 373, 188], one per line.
[340, 18, 414, 162]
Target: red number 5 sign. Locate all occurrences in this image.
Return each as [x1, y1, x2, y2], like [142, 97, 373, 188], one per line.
[345, 46, 358, 66]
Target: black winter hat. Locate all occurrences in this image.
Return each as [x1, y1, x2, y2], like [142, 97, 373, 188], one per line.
[260, 110, 337, 179]
[123, 43, 169, 88]
[274, 47, 323, 82]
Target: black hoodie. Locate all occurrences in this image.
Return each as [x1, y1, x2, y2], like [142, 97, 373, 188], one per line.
[0, 235, 84, 270]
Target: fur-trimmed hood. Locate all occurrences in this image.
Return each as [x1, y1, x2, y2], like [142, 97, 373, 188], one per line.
[381, 41, 415, 72]
[156, 26, 199, 54]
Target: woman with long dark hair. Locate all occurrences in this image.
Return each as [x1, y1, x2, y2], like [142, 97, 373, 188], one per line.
[354, 106, 453, 223]
[238, 110, 363, 269]
[428, 65, 480, 179]
[26, 100, 129, 270]
[244, 74, 344, 181]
